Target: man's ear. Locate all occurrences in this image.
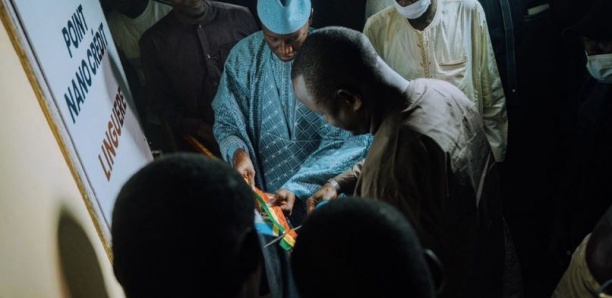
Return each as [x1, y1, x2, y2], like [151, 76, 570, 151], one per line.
[337, 89, 362, 112]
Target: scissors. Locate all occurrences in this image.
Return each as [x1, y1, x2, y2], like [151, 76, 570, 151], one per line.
[263, 225, 302, 248]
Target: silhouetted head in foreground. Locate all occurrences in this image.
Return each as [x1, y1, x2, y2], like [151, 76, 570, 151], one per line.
[291, 197, 435, 298]
[112, 153, 261, 298]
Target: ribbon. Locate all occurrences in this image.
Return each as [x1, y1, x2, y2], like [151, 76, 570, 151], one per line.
[250, 183, 297, 251]
[183, 134, 215, 158]
[182, 134, 297, 249]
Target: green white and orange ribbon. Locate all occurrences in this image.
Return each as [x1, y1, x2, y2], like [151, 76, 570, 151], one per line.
[250, 182, 298, 251]
[183, 134, 298, 250]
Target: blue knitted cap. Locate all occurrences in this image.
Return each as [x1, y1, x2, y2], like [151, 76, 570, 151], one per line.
[257, 0, 311, 34]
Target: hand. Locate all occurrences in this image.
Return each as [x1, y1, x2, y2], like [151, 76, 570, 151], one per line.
[270, 189, 296, 216]
[306, 183, 338, 214]
[232, 148, 255, 186]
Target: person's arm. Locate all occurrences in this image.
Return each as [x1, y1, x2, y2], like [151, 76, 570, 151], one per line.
[279, 125, 372, 201]
[473, 5, 508, 162]
[395, 132, 478, 296]
[304, 160, 364, 214]
[139, 32, 210, 139]
[211, 45, 251, 163]
[271, 130, 370, 215]
[331, 160, 364, 193]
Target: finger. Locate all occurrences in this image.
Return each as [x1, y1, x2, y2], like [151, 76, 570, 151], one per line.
[268, 197, 285, 206]
[307, 203, 316, 214]
[320, 187, 336, 201]
[241, 170, 255, 186]
[280, 204, 292, 215]
[241, 172, 250, 184]
[248, 169, 256, 184]
[306, 197, 319, 214]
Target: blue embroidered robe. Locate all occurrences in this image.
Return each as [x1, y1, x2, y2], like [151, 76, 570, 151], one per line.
[212, 31, 371, 200]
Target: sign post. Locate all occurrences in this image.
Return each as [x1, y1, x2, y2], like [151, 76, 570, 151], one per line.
[1, 0, 153, 256]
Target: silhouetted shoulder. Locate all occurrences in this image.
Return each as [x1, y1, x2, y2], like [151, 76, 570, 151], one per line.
[209, 1, 258, 33]
[364, 5, 396, 29]
[210, 1, 253, 17]
[138, 11, 176, 45]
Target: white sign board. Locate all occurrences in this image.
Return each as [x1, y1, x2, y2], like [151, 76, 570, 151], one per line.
[7, 0, 153, 244]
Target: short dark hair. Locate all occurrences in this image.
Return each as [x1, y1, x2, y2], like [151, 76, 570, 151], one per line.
[111, 153, 258, 297]
[291, 26, 380, 103]
[291, 197, 435, 298]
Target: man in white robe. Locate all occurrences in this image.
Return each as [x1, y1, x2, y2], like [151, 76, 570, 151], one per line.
[364, 0, 508, 162]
